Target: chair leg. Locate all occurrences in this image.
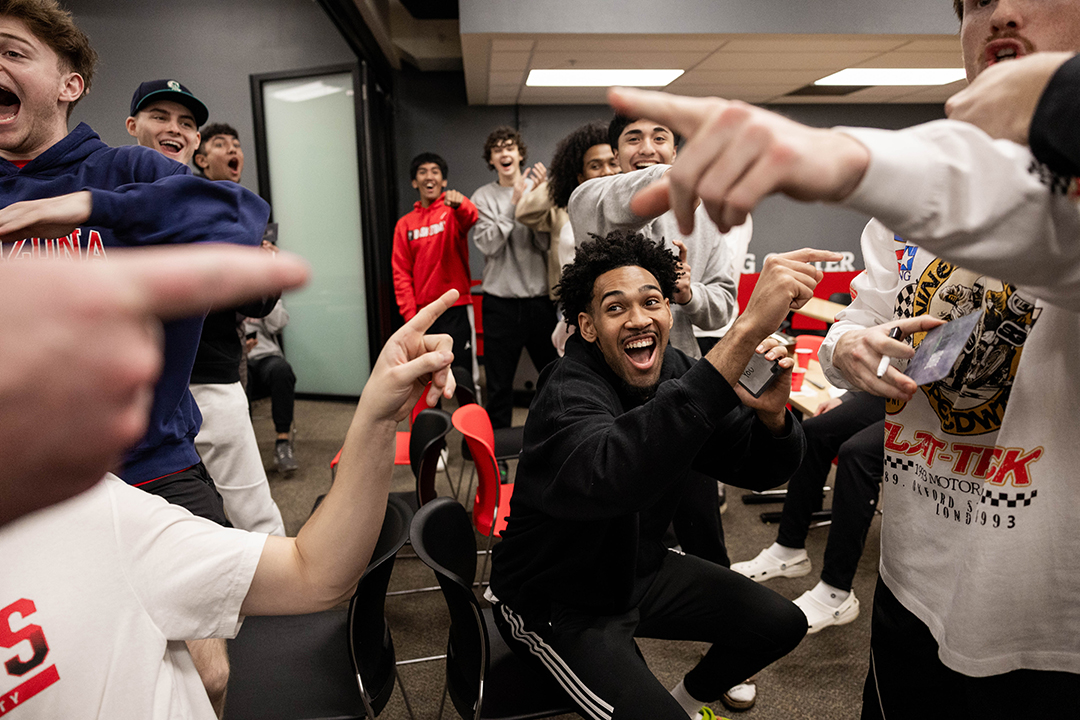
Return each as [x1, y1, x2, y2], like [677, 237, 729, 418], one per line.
[476, 532, 494, 587]
[395, 666, 417, 720]
[356, 673, 377, 720]
[437, 678, 448, 720]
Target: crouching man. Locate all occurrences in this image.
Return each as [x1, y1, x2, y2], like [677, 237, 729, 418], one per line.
[488, 230, 840, 720]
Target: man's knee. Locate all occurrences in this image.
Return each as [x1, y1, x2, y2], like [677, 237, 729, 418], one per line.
[269, 360, 296, 388]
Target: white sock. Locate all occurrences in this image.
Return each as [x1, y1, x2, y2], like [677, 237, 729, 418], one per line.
[768, 542, 806, 562]
[809, 579, 849, 607]
[670, 679, 703, 718]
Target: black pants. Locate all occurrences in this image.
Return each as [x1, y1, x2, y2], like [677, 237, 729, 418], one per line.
[494, 551, 806, 720]
[428, 303, 476, 401]
[862, 577, 1080, 719]
[776, 391, 884, 591]
[247, 355, 296, 434]
[672, 469, 729, 567]
[135, 461, 231, 527]
[482, 295, 557, 429]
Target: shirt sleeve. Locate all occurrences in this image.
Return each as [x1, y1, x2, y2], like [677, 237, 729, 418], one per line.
[109, 480, 267, 641]
[568, 165, 668, 247]
[391, 216, 418, 320]
[839, 120, 1080, 308]
[472, 186, 515, 257]
[87, 175, 269, 248]
[678, 212, 746, 330]
[515, 182, 559, 233]
[1030, 54, 1080, 178]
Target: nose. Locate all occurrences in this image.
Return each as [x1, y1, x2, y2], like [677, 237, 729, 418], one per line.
[625, 303, 650, 329]
[638, 138, 657, 158]
[990, 0, 1024, 32]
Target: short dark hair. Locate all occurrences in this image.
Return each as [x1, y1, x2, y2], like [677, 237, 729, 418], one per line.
[953, 0, 962, 21]
[557, 230, 678, 330]
[482, 126, 527, 170]
[410, 152, 448, 180]
[194, 122, 238, 176]
[0, 0, 97, 117]
[548, 121, 609, 209]
[607, 113, 682, 153]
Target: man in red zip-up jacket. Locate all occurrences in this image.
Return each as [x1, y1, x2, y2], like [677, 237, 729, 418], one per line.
[393, 152, 479, 396]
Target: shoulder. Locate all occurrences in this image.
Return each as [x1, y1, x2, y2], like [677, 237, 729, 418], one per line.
[105, 145, 192, 181]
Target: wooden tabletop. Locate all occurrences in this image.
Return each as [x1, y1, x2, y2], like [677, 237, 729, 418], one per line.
[788, 360, 839, 417]
[794, 297, 846, 324]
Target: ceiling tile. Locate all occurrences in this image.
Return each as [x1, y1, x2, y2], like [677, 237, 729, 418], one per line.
[529, 51, 711, 70]
[858, 50, 963, 68]
[695, 51, 881, 71]
[718, 34, 909, 53]
[536, 35, 727, 52]
[491, 38, 535, 52]
[490, 52, 531, 71]
[489, 70, 524, 85]
[675, 69, 827, 86]
[899, 37, 963, 52]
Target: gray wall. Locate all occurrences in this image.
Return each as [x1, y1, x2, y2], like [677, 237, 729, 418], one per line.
[393, 67, 945, 277]
[460, 0, 958, 36]
[67, 0, 355, 196]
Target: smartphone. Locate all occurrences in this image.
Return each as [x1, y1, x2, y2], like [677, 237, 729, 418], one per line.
[738, 352, 782, 398]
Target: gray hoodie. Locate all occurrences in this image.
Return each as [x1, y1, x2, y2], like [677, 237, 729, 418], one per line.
[472, 181, 551, 298]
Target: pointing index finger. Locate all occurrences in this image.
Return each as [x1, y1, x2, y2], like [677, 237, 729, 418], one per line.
[608, 87, 713, 139]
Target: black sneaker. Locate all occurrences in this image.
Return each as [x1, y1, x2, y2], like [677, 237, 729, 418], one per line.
[275, 440, 299, 475]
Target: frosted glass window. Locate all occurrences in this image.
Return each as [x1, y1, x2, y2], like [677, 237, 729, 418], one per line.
[261, 72, 369, 395]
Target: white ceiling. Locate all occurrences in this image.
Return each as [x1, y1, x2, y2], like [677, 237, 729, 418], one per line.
[356, 1, 966, 106]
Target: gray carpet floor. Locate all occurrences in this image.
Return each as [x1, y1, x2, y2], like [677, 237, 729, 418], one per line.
[251, 395, 880, 720]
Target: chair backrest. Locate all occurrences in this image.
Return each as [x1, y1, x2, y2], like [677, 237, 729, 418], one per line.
[410, 498, 487, 717]
[451, 404, 503, 536]
[348, 493, 413, 716]
[409, 408, 452, 507]
[452, 365, 478, 407]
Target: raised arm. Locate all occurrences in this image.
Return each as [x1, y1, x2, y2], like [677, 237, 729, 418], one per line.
[568, 166, 667, 247]
[240, 290, 459, 615]
[471, 186, 515, 257]
[515, 181, 560, 233]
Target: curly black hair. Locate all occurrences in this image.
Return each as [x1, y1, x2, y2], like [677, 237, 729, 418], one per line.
[410, 152, 448, 180]
[607, 114, 682, 154]
[482, 126, 527, 170]
[547, 121, 609, 209]
[557, 230, 679, 330]
[953, 0, 962, 21]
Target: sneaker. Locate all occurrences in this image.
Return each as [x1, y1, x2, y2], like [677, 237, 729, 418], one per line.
[274, 440, 299, 475]
[437, 447, 448, 472]
[717, 483, 728, 515]
[731, 547, 811, 583]
[695, 708, 732, 720]
[721, 680, 756, 711]
[793, 589, 860, 634]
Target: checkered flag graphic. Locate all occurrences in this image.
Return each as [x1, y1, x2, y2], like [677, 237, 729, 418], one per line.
[981, 488, 1038, 508]
[884, 455, 915, 472]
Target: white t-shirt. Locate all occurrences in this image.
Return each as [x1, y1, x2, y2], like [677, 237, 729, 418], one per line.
[0, 475, 266, 719]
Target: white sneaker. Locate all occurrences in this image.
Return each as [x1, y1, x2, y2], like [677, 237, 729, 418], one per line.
[721, 680, 756, 711]
[437, 447, 448, 472]
[730, 547, 811, 583]
[793, 589, 860, 634]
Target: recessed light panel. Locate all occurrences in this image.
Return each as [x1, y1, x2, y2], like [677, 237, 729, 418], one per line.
[815, 68, 966, 86]
[526, 69, 684, 87]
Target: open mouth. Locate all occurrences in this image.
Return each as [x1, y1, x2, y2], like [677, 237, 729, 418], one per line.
[0, 85, 21, 123]
[623, 334, 657, 369]
[159, 139, 183, 155]
[633, 160, 658, 170]
[228, 158, 240, 172]
[985, 38, 1029, 68]
[499, 158, 514, 169]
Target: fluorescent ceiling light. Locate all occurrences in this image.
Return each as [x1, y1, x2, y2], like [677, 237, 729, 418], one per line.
[272, 80, 345, 103]
[526, 69, 684, 87]
[815, 68, 966, 86]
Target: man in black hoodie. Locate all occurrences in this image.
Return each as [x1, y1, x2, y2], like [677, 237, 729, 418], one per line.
[489, 231, 840, 720]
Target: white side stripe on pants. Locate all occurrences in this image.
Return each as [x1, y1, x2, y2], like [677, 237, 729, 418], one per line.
[498, 603, 615, 720]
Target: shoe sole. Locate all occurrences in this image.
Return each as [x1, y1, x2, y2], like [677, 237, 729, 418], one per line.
[721, 694, 756, 711]
[733, 560, 812, 583]
[805, 605, 860, 634]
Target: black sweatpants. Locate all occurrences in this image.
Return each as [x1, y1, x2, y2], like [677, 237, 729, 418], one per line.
[494, 551, 806, 720]
[428, 303, 476, 401]
[862, 577, 1080, 719]
[776, 391, 884, 591]
[247, 354, 296, 434]
[482, 294, 557, 429]
[135, 461, 231, 527]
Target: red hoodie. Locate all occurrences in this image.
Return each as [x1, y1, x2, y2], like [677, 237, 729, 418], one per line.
[392, 193, 478, 320]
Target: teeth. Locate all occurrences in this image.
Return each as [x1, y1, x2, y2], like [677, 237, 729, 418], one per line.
[625, 338, 654, 349]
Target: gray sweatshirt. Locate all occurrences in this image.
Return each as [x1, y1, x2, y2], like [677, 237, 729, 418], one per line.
[568, 165, 746, 359]
[244, 299, 288, 363]
[472, 181, 551, 299]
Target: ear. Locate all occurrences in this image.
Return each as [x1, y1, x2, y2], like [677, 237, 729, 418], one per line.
[578, 311, 597, 343]
[665, 299, 674, 329]
[411, 177, 420, 190]
[58, 72, 84, 105]
[670, 144, 677, 161]
[577, 171, 585, 185]
[194, 152, 209, 170]
[124, 116, 138, 138]
[440, 178, 448, 189]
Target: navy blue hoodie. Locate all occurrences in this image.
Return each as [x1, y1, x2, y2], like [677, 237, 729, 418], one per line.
[0, 123, 271, 484]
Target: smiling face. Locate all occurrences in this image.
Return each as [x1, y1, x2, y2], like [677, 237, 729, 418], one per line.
[126, 100, 200, 165]
[577, 143, 620, 184]
[615, 119, 675, 173]
[0, 16, 84, 161]
[196, 132, 244, 182]
[488, 139, 523, 184]
[412, 162, 447, 206]
[578, 265, 673, 390]
[960, 0, 1080, 81]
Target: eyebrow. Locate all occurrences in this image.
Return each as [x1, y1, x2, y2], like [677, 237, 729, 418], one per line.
[599, 284, 662, 303]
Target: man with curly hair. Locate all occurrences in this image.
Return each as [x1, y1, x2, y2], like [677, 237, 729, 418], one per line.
[488, 230, 841, 720]
[516, 121, 620, 353]
[472, 126, 557, 430]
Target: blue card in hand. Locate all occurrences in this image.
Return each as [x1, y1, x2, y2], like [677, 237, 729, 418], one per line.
[904, 309, 984, 386]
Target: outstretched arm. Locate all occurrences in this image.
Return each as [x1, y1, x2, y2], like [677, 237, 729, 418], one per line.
[0, 246, 310, 527]
[241, 290, 459, 615]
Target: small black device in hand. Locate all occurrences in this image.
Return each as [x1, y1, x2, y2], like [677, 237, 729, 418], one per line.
[738, 352, 782, 398]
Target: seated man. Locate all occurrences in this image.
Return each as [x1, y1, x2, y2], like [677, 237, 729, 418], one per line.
[0, 286, 459, 719]
[245, 297, 299, 471]
[733, 391, 885, 633]
[489, 230, 840, 720]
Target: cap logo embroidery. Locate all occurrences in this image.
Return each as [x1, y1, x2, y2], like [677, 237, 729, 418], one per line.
[167, 80, 181, 92]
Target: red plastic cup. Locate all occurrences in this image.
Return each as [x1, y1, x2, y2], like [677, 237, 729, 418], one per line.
[790, 367, 806, 392]
[795, 347, 813, 369]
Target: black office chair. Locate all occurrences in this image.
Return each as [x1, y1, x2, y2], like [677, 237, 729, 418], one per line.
[405, 408, 454, 510]
[224, 494, 416, 720]
[410, 497, 577, 720]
